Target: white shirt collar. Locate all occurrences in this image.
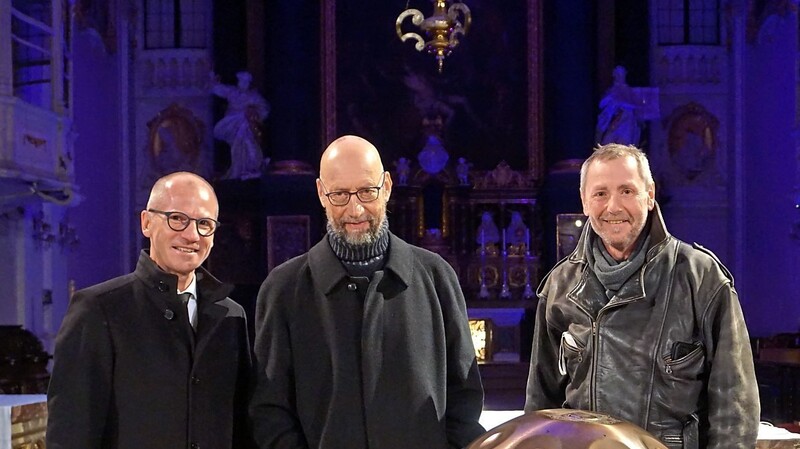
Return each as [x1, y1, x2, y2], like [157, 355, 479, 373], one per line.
[177, 274, 198, 299]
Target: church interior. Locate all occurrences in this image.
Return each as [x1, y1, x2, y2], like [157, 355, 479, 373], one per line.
[1, 0, 800, 439]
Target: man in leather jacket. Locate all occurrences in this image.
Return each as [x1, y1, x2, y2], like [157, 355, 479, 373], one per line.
[524, 144, 759, 449]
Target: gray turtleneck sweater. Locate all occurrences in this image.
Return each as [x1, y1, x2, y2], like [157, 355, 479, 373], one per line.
[326, 219, 390, 277]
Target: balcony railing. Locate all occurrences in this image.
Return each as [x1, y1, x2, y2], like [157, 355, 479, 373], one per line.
[0, 0, 74, 191]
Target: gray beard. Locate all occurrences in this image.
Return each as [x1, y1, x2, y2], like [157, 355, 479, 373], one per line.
[327, 215, 387, 246]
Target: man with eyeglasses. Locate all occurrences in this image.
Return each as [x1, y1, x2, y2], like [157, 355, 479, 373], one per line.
[47, 172, 253, 449]
[250, 135, 485, 449]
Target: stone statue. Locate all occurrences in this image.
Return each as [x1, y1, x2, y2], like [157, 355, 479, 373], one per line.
[475, 211, 500, 247]
[418, 134, 449, 175]
[210, 71, 270, 180]
[505, 211, 528, 246]
[394, 157, 411, 185]
[456, 157, 471, 185]
[596, 66, 641, 146]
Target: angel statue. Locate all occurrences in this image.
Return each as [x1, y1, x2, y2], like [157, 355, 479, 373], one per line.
[210, 71, 271, 180]
[596, 66, 641, 146]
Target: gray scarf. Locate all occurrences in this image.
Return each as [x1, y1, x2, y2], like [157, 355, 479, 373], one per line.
[586, 227, 650, 299]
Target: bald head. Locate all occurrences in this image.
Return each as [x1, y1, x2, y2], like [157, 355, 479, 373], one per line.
[147, 171, 219, 218]
[317, 136, 392, 245]
[141, 171, 219, 290]
[319, 135, 384, 181]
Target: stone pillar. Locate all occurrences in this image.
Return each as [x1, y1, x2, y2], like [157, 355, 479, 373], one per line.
[0, 0, 12, 96]
[264, 2, 321, 166]
[50, 0, 64, 114]
[546, 0, 596, 163]
[539, 0, 597, 270]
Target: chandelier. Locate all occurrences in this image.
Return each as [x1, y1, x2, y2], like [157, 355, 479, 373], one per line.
[396, 0, 472, 73]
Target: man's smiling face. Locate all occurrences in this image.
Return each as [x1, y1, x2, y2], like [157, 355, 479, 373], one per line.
[141, 175, 218, 288]
[581, 155, 654, 261]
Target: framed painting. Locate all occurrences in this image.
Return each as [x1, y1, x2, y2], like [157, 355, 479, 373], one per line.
[266, 215, 311, 272]
[320, 0, 544, 181]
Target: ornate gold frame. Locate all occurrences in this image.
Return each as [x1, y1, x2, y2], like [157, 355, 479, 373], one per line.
[319, 0, 544, 183]
[469, 318, 494, 363]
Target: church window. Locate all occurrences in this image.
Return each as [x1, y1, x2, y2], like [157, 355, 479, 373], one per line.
[144, 0, 207, 49]
[657, 0, 720, 45]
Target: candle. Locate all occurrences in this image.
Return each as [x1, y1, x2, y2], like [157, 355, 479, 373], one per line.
[502, 228, 506, 250]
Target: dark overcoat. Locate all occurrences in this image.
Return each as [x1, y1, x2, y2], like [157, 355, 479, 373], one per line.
[250, 233, 485, 449]
[47, 250, 252, 449]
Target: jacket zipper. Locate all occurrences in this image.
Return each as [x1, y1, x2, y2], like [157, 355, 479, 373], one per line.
[588, 301, 632, 411]
[589, 319, 598, 410]
[568, 242, 666, 421]
[570, 302, 600, 411]
[570, 264, 653, 412]
[663, 345, 703, 376]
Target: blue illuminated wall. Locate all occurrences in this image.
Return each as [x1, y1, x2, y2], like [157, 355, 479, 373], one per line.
[740, 16, 800, 336]
[66, 30, 128, 291]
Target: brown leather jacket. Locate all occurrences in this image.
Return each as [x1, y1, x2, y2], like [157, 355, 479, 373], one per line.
[525, 205, 759, 449]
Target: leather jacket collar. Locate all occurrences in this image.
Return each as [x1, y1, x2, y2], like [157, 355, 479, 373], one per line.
[562, 203, 673, 308]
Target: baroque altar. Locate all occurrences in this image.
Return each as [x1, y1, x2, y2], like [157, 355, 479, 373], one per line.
[388, 159, 540, 370]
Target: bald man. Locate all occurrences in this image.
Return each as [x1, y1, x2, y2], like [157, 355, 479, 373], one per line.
[47, 172, 253, 449]
[250, 136, 485, 448]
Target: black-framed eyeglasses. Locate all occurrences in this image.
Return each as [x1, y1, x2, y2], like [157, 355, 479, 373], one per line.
[319, 172, 386, 206]
[147, 209, 220, 237]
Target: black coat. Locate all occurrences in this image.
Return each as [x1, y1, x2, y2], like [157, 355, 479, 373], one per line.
[250, 233, 485, 449]
[47, 250, 253, 449]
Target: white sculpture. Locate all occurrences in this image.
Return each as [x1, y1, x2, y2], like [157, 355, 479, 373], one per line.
[211, 71, 270, 180]
[505, 211, 528, 245]
[418, 135, 449, 175]
[596, 66, 641, 146]
[475, 211, 500, 246]
[394, 157, 411, 185]
[456, 157, 471, 185]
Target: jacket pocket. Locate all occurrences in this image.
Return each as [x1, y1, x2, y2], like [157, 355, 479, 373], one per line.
[682, 413, 699, 449]
[663, 341, 704, 378]
[660, 433, 683, 449]
[660, 342, 706, 418]
[558, 331, 585, 376]
[659, 414, 699, 449]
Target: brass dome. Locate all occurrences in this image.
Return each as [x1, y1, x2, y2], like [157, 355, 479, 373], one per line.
[469, 409, 668, 449]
